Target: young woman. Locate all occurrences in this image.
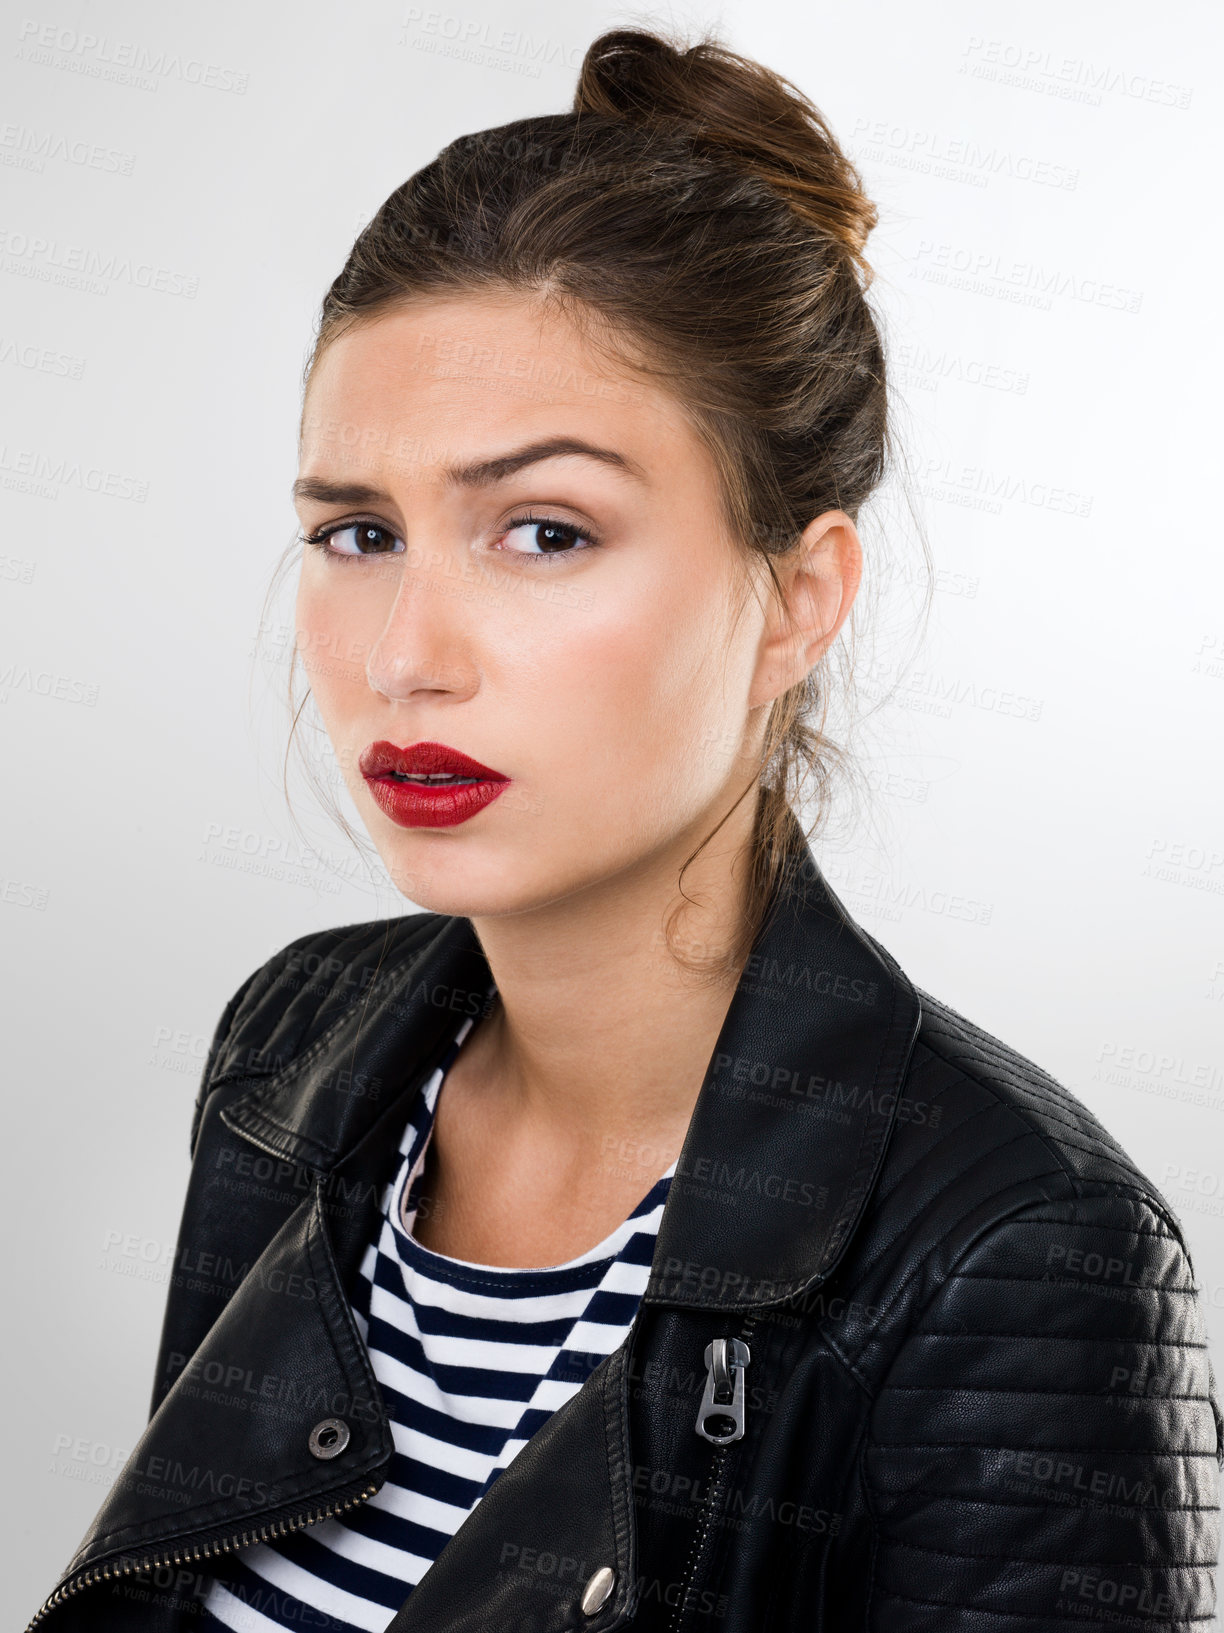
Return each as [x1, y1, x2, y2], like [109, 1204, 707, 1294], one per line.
[32, 26, 1219, 1633]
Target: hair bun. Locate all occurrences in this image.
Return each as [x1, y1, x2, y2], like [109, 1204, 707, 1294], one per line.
[574, 28, 877, 286]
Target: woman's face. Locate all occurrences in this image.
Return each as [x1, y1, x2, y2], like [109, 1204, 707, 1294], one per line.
[294, 292, 829, 917]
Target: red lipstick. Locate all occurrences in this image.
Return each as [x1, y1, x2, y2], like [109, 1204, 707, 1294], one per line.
[359, 740, 511, 828]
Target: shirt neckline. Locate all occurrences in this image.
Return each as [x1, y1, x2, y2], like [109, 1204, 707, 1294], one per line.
[391, 1003, 677, 1286]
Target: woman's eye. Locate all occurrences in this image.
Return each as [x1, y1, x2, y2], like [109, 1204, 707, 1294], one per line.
[312, 523, 405, 559]
[496, 518, 596, 558]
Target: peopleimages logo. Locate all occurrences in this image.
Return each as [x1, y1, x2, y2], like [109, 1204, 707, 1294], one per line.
[0, 441, 148, 500]
[0, 227, 198, 297]
[908, 239, 1142, 315]
[15, 19, 249, 94]
[852, 116, 1078, 191]
[960, 35, 1192, 110]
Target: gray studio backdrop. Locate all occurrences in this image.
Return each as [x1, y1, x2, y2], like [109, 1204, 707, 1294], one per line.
[3, 0, 1221, 1622]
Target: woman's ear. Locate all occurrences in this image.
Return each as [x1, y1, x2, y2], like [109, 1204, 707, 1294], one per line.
[748, 510, 863, 708]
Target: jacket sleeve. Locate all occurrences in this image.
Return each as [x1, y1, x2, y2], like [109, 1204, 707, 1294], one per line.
[864, 1189, 1222, 1630]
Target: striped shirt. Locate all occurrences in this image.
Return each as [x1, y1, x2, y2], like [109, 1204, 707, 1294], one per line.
[201, 1004, 675, 1633]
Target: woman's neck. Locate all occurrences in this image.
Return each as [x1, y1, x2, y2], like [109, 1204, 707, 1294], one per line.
[464, 800, 758, 1154]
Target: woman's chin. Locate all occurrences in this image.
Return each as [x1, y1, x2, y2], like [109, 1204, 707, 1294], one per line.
[378, 850, 550, 920]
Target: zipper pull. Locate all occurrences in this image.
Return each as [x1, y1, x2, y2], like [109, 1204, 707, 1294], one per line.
[695, 1336, 751, 1444]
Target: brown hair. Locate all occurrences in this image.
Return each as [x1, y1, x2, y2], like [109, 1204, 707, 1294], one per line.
[277, 26, 926, 979]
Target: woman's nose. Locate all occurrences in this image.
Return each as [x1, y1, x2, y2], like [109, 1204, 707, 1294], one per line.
[365, 568, 480, 704]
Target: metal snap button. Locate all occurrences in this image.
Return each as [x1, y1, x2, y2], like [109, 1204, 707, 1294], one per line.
[580, 1566, 615, 1615]
[308, 1417, 350, 1460]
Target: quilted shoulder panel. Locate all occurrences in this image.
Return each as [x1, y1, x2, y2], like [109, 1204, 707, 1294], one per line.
[814, 983, 1204, 1391]
[189, 911, 442, 1151]
[862, 1188, 1221, 1630]
[914, 984, 1156, 1196]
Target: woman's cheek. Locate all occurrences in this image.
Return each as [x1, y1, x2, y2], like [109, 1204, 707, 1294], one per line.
[296, 580, 378, 700]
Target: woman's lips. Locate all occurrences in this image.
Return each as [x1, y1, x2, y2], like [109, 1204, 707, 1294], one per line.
[358, 739, 511, 829]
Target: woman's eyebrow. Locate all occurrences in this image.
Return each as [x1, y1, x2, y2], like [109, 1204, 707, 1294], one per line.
[444, 436, 648, 489]
[292, 437, 647, 505]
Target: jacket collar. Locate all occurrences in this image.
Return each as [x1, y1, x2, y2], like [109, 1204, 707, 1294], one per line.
[223, 807, 922, 1312]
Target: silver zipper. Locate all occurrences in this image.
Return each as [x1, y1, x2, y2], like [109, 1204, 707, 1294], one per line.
[695, 1337, 751, 1444]
[23, 1481, 379, 1632]
[668, 1318, 758, 1633]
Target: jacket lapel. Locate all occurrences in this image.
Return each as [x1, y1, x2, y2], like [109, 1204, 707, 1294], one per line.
[52, 1176, 395, 1589]
[647, 811, 923, 1308]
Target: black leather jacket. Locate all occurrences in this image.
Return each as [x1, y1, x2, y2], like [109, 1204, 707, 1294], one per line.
[30, 820, 1222, 1631]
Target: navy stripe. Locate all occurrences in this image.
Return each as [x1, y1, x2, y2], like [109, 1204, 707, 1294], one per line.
[336, 1489, 459, 1557]
[390, 1225, 622, 1295]
[271, 1528, 414, 1611]
[202, 1556, 355, 1630]
[367, 1374, 519, 1456]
